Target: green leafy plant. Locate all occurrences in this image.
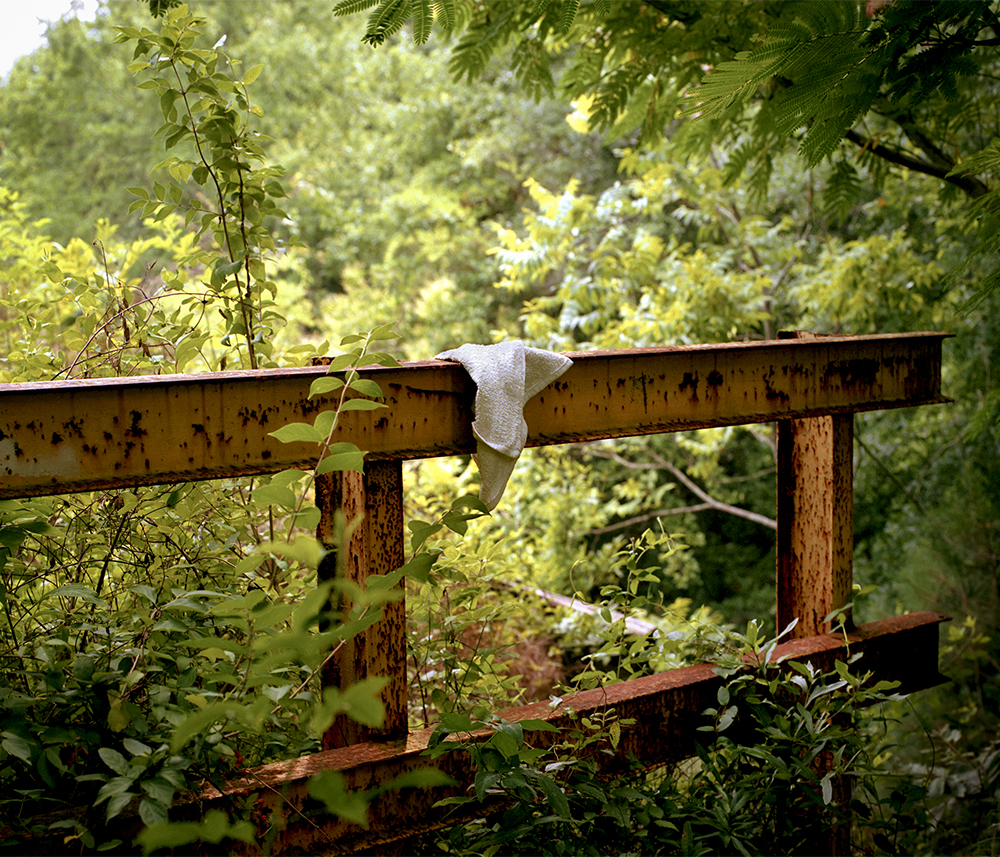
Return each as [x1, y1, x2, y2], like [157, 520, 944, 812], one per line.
[420, 618, 934, 857]
[116, 3, 290, 371]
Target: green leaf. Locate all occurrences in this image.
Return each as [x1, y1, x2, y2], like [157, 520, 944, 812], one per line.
[108, 696, 132, 732]
[717, 706, 737, 732]
[45, 584, 109, 606]
[210, 590, 268, 616]
[362, 0, 412, 47]
[309, 376, 345, 397]
[1, 733, 33, 763]
[170, 702, 242, 752]
[141, 778, 176, 807]
[313, 409, 338, 437]
[326, 352, 363, 371]
[308, 770, 371, 827]
[412, 0, 433, 44]
[367, 324, 400, 342]
[255, 536, 325, 569]
[516, 719, 560, 733]
[71, 654, 95, 681]
[243, 63, 264, 85]
[128, 584, 159, 605]
[333, 0, 381, 18]
[268, 421, 323, 444]
[821, 772, 834, 805]
[537, 774, 572, 819]
[106, 790, 136, 821]
[349, 378, 385, 398]
[339, 398, 388, 412]
[123, 738, 151, 757]
[488, 730, 519, 759]
[396, 551, 437, 583]
[252, 482, 297, 509]
[137, 810, 254, 856]
[139, 797, 169, 827]
[408, 520, 443, 551]
[98, 748, 130, 776]
[439, 712, 479, 734]
[450, 494, 489, 514]
[363, 351, 401, 367]
[316, 450, 366, 474]
[381, 767, 455, 792]
[214, 258, 243, 281]
[340, 677, 388, 727]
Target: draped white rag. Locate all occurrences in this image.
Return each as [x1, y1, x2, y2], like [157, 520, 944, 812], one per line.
[435, 341, 573, 510]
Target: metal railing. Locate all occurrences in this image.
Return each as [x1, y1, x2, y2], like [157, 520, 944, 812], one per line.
[0, 331, 952, 853]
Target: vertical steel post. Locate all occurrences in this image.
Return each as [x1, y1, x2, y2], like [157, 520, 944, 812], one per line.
[776, 335, 854, 639]
[775, 337, 855, 856]
[316, 460, 408, 748]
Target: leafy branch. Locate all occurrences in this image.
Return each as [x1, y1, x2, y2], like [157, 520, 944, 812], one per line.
[116, 4, 288, 370]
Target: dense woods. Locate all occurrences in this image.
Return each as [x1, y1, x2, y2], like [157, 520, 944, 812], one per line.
[0, 0, 997, 853]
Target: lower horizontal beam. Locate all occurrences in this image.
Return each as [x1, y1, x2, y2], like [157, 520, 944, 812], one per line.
[199, 611, 948, 854]
[0, 613, 946, 854]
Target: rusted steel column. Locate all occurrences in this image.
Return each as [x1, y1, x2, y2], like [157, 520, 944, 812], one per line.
[316, 460, 407, 747]
[776, 334, 854, 639]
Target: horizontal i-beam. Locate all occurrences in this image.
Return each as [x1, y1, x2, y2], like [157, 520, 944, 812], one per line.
[193, 612, 948, 855]
[0, 613, 949, 854]
[0, 332, 949, 499]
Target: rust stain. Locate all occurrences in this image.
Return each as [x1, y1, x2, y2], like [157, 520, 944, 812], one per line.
[62, 418, 84, 437]
[825, 358, 881, 388]
[763, 367, 790, 403]
[126, 410, 147, 438]
[679, 371, 699, 398]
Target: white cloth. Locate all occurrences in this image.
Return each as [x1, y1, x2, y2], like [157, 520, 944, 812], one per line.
[435, 341, 573, 510]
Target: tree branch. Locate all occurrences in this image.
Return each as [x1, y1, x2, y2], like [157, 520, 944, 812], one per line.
[589, 503, 714, 536]
[582, 447, 778, 533]
[844, 128, 990, 199]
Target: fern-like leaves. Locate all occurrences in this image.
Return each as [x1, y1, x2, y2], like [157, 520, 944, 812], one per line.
[411, 0, 434, 44]
[361, 0, 412, 47]
[431, 0, 457, 32]
[558, 0, 581, 34]
[686, 2, 888, 168]
[823, 159, 863, 221]
[512, 38, 556, 102]
[332, 0, 382, 17]
[334, 0, 454, 46]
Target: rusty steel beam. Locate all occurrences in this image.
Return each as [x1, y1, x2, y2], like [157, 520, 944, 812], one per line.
[316, 461, 408, 748]
[0, 613, 948, 854]
[777, 414, 855, 638]
[0, 333, 949, 499]
[167, 612, 945, 855]
[776, 331, 856, 639]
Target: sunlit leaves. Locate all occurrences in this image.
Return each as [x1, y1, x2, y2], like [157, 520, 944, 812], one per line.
[116, 7, 289, 370]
